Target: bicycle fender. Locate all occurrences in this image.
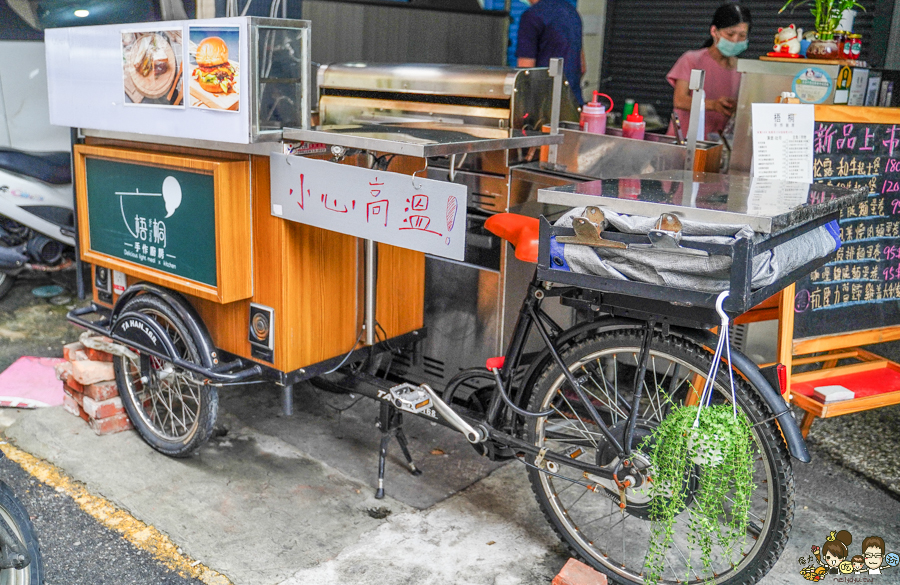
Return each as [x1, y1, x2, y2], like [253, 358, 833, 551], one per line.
[112, 282, 218, 369]
[672, 327, 811, 464]
[516, 317, 642, 405]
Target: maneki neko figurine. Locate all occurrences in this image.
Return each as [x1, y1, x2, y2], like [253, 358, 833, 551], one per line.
[768, 24, 803, 57]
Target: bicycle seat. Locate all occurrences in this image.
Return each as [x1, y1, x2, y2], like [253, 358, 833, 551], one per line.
[0, 147, 71, 185]
[485, 213, 539, 263]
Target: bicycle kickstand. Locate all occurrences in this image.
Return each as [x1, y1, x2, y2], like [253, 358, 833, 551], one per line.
[375, 401, 423, 499]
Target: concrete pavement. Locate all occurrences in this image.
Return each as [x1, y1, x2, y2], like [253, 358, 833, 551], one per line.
[2, 379, 899, 585]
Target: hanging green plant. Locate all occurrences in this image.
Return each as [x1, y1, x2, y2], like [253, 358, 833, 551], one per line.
[642, 402, 756, 584]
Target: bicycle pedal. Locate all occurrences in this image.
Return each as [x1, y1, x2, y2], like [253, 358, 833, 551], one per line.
[388, 383, 432, 414]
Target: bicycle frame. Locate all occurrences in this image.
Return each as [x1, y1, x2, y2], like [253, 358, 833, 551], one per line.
[469, 271, 657, 483]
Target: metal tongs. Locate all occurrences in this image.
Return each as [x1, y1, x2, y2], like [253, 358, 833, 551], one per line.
[558, 207, 709, 257]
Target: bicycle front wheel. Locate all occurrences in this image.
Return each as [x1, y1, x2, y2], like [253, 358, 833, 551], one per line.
[0, 480, 43, 584]
[526, 329, 794, 585]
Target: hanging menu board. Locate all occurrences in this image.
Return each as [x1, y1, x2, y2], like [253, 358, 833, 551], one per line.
[793, 118, 900, 339]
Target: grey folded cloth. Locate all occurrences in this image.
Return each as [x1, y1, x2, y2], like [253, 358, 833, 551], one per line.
[554, 207, 840, 294]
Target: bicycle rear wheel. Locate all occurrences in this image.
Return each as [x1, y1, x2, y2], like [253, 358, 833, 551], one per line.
[113, 294, 218, 457]
[526, 329, 794, 585]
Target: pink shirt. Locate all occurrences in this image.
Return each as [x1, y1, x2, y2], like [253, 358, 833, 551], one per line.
[666, 48, 741, 140]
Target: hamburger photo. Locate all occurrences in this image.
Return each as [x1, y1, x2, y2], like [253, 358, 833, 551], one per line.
[192, 36, 236, 94]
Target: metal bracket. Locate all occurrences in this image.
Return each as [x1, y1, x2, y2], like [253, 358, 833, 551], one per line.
[684, 69, 705, 173]
[534, 447, 549, 468]
[557, 207, 627, 249]
[547, 57, 563, 166]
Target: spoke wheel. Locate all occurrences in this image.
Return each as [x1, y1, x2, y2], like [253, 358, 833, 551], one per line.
[113, 295, 217, 457]
[527, 330, 794, 585]
[0, 481, 43, 585]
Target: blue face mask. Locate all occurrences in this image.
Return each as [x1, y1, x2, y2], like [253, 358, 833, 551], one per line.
[717, 37, 748, 57]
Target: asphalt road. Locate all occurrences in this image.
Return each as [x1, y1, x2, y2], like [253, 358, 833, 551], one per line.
[0, 451, 204, 585]
[0, 272, 204, 585]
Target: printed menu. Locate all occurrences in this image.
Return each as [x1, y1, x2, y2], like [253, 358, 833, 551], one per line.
[752, 103, 815, 184]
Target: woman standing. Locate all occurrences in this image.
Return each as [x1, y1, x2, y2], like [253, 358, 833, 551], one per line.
[667, 3, 751, 141]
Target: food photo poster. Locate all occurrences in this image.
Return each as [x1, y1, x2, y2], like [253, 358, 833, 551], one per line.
[188, 26, 241, 112]
[122, 29, 184, 108]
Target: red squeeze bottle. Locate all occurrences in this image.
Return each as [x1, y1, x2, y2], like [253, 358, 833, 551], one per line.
[622, 103, 646, 140]
[580, 92, 613, 134]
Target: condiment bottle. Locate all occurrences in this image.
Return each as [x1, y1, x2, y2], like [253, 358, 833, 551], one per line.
[849, 34, 862, 59]
[623, 99, 635, 118]
[622, 104, 645, 140]
[580, 91, 613, 134]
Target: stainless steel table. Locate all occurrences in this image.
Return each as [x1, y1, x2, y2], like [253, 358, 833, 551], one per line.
[537, 171, 860, 234]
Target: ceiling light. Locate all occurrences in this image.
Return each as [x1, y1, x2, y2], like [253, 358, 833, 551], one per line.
[73, 9, 89, 17]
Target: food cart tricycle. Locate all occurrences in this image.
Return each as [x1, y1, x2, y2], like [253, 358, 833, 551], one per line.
[45, 17, 865, 585]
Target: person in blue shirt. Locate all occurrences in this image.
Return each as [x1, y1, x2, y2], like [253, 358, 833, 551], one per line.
[516, 0, 585, 105]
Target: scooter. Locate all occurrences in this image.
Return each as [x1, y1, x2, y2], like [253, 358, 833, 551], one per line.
[0, 147, 76, 299]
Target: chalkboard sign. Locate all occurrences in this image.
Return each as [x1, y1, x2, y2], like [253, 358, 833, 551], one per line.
[793, 121, 900, 339]
[85, 158, 218, 287]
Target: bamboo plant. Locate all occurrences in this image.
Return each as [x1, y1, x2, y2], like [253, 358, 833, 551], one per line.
[779, 0, 866, 40]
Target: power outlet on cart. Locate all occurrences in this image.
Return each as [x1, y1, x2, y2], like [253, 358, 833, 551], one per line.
[94, 266, 112, 305]
[248, 303, 275, 363]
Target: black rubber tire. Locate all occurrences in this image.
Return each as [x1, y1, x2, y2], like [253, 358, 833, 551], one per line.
[0, 273, 15, 301]
[526, 329, 794, 585]
[113, 294, 218, 457]
[0, 480, 44, 584]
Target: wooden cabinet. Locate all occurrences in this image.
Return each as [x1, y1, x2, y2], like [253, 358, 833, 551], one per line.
[79, 140, 424, 374]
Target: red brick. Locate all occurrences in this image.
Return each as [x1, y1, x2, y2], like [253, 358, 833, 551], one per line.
[84, 348, 114, 363]
[65, 377, 84, 394]
[84, 380, 119, 402]
[83, 396, 124, 420]
[73, 349, 90, 362]
[54, 361, 73, 382]
[63, 386, 84, 407]
[552, 559, 607, 585]
[71, 360, 115, 385]
[62, 394, 90, 423]
[63, 342, 85, 361]
[62, 393, 80, 416]
[89, 412, 133, 435]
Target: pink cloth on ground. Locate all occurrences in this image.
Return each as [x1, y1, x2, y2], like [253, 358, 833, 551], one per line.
[666, 48, 741, 140]
[0, 356, 66, 408]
